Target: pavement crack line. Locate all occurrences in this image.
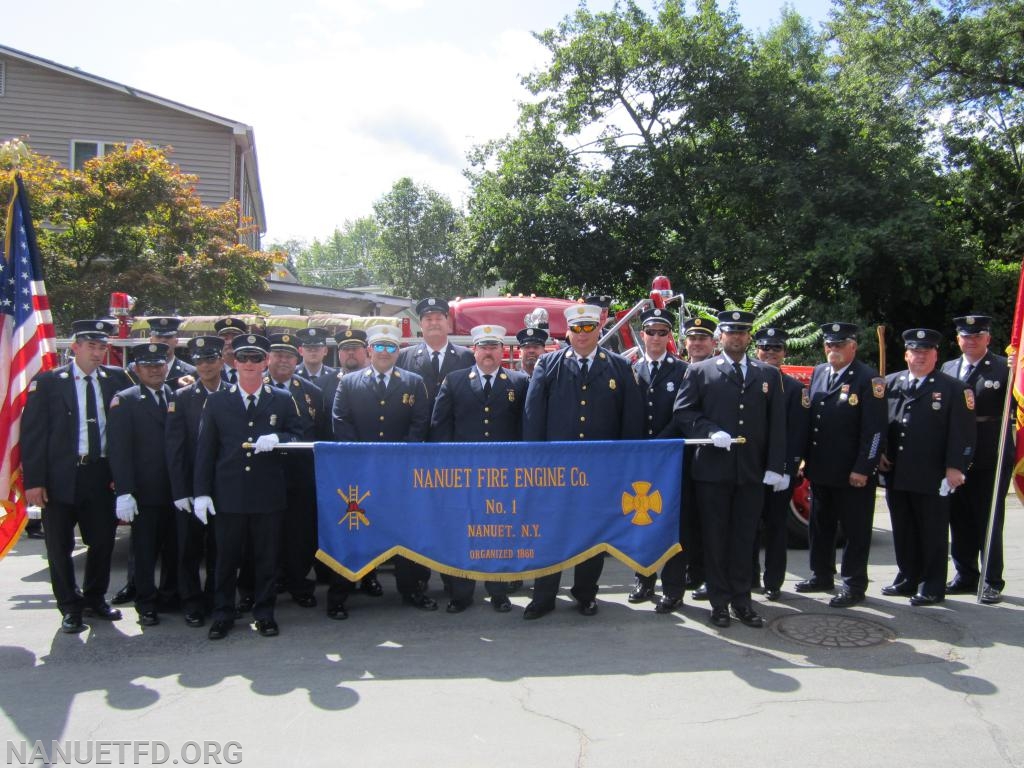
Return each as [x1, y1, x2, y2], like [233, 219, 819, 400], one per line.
[513, 683, 592, 767]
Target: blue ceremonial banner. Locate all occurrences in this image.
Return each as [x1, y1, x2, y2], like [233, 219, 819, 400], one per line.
[314, 440, 684, 581]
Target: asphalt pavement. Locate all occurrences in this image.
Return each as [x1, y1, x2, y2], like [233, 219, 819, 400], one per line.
[1, 493, 1021, 768]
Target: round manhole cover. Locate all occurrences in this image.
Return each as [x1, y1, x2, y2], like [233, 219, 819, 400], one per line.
[771, 614, 895, 648]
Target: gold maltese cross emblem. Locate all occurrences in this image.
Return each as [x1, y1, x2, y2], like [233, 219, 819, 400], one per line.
[621, 481, 662, 526]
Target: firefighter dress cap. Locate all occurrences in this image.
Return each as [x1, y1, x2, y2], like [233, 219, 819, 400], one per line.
[232, 334, 271, 355]
[902, 328, 942, 349]
[471, 324, 506, 345]
[71, 319, 115, 340]
[335, 328, 368, 348]
[820, 322, 859, 343]
[146, 316, 182, 338]
[716, 310, 756, 332]
[584, 295, 612, 309]
[297, 327, 329, 346]
[640, 308, 675, 328]
[953, 315, 992, 335]
[517, 327, 549, 346]
[683, 317, 716, 337]
[755, 327, 789, 346]
[366, 324, 402, 347]
[415, 297, 450, 318]
[132, 343, 169, 365]
[187, 336, 224, 361]
[214, 317, 247, 336]
[565, 304, 603, 325]
[268, 333, 300, 355]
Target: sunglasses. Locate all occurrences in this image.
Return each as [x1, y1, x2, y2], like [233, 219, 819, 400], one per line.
[824, 340, 851, 348]
[235, 352, 267, 364]
[569, 322, 599, 334]
[371, 342, 399, 353]
[759, 344, 785, 351]
[644, 328, 670, 337]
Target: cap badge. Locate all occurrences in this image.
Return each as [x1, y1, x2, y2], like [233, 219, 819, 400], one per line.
[732, 312, 740, 320]
[428, 298, 436, 306]
[95, 322, 103, 330]
[916, 330, 925, 339]
[767, 329, 775, 337]
[282, 335, 290, 343]
[694, 319, 702, 326]
[196, 338, 205, 347]
[247, 335, 257, 344]
[832, 324, 840, 332]
[148, 344, 158, 353]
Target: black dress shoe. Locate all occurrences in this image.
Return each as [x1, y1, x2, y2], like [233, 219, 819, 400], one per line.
[60, 613, 86, 634]
[980, 586, 1003, 605]
[184, 612, 205, 628]
[84, 602, 122, 621]
[254, 619, 279, 637]
[292, 593, 317, 608]
[208, 620, 233, 640]
[506, 580, 523, 594]
[25, 528, 45, 539]
[691, 584, 710, 601]
[654, 595, 684, 614]
[909, 593, 944, 606]
[327, 604, 349, 620]
[110, 584, 136, 605]
[628, 578, 656, 603]
[236, 595, 255, 613]
[402, 591, 438, 611]
[731, 605, 765, 628]
[360, 575, 384, 597]
[491, 595, 512, 613]
[794, 578, 834, 593]
[577, 599, 598, 616]
[138, 611, 159, 627]
[763, 588, 781, 601]
[523, 601, 554, 620]
[829, 591, 865, 608]
[709, 607, 730, 627]
[446, 600, 468, 614]
[881, 583, 915, 597]
[945, 578, 977, 595]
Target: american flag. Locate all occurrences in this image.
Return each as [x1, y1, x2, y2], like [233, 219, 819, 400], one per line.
[0, 174, 58, 558]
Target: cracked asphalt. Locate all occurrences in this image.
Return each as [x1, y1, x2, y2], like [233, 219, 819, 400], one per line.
[2, 493, 1022, 767]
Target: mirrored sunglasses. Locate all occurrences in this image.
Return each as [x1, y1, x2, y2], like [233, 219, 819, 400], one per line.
[235, 352, 267, 363]
[644, 328, 670, 337]
[569, 322, 599, 333]
[371, 342, 399, 353]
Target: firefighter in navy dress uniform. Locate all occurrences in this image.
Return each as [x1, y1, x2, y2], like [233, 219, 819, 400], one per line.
[107, 343, 177, 627]
[517, 327, 549, 378]
[396, 297, 474, 410]
[796, 323, 886, 607]
[331, 324, 435, 613]
[671, 310, 787, 629]
[878, 328, 976, 605]
[166, 335, 228, 627]
[430, 324, 529, 613]
[521, 303, 644, 620]
[295, 327, 339, 391]
[193, 334, 303, 640]
[21, 320, 133, 633]
[941, 314, 1012, 604]
[626, 308, 690, 613]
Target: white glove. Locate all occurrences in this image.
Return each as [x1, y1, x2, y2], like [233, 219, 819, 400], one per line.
[194, 495, 216, 525]
[253, 433, 280, 454]
[173, 497, 193, 514]
[115, 494, 138, 523]
[939, 478, 953, 496]
[710, 431, 732, 450]
[773, 473, 791, 493]
[763, 471, 784, 490]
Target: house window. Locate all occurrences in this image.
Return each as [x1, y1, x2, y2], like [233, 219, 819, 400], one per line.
[71, 141, 118, 170]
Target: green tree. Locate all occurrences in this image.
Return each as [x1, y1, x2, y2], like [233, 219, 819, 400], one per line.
[282, 218, 379, 289]
[0, 141, 275, 331]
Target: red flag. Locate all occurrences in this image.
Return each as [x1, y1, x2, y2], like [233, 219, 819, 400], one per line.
[0, 173, 58, 558]
[1008, 258, 1024, 503]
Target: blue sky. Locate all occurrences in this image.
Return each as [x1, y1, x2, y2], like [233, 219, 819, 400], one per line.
[3, 0, 831, 244]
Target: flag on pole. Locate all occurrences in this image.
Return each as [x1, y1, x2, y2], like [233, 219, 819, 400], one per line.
[1008, 258, 1024, 503]
[0, 173, 58, 558]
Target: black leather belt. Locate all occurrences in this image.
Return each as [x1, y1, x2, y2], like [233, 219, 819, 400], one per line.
[76, 455, 105, 466]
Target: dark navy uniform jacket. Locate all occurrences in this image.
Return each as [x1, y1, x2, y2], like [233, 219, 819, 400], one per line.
[193, 385, 304, 515]
[107, 384, 175, 506]
[523, 347, 643, 441]
[396, 341, 474, 404]
[332, 366, 430, 442]
[883, 369, 977, 494]
[779, 371, 811, 477]
[21, 364, 133, 505]
[633, 353, 688, 438]
[166, 379, 229, 502]
[431, 367, 529, 442]
[671, 353, 786, 484]
[941, 352, 1012, 471]
[166, 356, 197, 390]
[265, 374, 327, 440]
[804, 360, 887, 486]
[295, 362, 340, 393]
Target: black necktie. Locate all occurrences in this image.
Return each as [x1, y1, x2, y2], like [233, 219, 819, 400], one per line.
[909, 378, 920, 393]
[483, 374, 492, 399]
[650, 360, 659, 379]
[377, 373, 386, 397]
[229, 369, 237, 384]
[962, 363, 974, 381]
[154, 388, 166, 415]
[83, 374, 101, 460]
[827, 371, 836, 390]
[246, 393, 256, 419]
[733, 361, 744, 383]
[431, 351, 441, 380]
[579, 358, 590, 378]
